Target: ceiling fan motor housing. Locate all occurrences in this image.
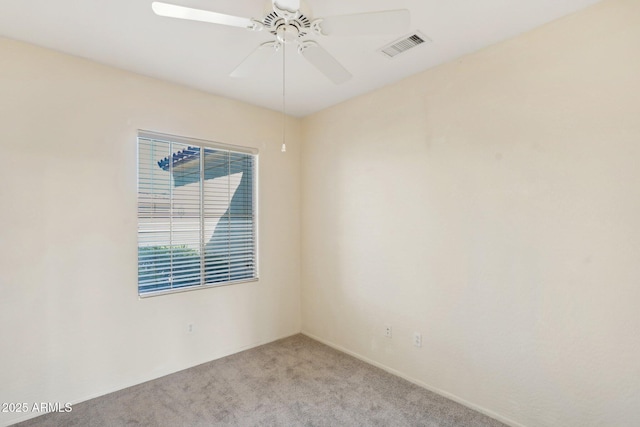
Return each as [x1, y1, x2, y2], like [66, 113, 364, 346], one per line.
[264, 17, 311, 44]
[262, 0, 311, 43]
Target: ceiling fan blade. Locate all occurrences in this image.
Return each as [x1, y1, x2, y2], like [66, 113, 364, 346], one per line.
[273, 0, 300, 13]
[300, 42, 352, 84]
[230, 42, 277, 78]
[318, 9, 410, 36]
[151, 2, 254, 29]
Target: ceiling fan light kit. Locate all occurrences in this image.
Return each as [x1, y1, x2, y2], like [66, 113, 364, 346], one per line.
[151, 0, 411, 84]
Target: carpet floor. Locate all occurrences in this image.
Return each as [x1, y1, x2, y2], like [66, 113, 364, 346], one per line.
[15, 334, 506, 426]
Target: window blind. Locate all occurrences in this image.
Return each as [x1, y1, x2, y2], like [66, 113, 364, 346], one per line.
[137, 132, 257, 296]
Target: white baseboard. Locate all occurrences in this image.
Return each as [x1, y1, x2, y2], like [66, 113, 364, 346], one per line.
[301, 330, 526, 427]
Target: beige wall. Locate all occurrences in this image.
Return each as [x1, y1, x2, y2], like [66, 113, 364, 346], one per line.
[0, 38, 301, 426]
[301, 0, 640, 426]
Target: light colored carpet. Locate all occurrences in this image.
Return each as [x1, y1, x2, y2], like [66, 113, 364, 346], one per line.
[15, 334, 506, 426]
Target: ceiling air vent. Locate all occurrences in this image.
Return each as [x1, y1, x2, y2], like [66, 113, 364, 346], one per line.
[379, 32, 431, 58]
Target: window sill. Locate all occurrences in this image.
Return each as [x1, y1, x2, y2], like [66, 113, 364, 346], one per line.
[138, 277, 259, 299]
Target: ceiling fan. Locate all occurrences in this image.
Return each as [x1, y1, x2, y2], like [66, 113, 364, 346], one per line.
[151, 0, 411, 84]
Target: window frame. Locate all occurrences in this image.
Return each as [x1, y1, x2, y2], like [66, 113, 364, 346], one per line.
[136, 130, 259, 298]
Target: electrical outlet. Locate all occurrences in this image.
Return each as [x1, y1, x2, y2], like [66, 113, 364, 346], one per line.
[187, 323, 194, 334]
[413, 332, 422, 348]
[384, 325, 392, 338]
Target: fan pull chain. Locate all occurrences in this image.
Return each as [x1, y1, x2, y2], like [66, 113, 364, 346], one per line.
[281, 43, 287, 153]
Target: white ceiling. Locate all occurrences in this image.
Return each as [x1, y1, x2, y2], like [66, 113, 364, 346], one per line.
[0, 0, 601, 117]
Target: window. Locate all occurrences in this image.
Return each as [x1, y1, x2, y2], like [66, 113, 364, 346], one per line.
[137, 131, 258, 296]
